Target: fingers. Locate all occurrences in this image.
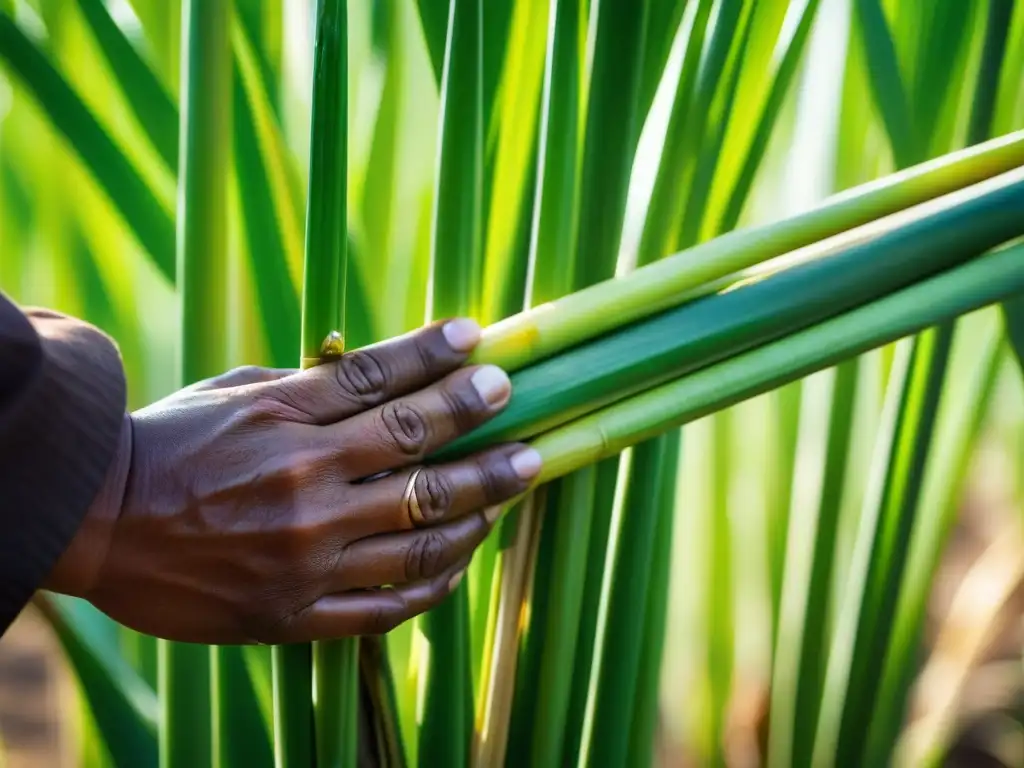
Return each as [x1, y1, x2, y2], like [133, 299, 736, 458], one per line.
[333, 508, 500, 591]
[260, 318, 482, 424]
[340, 445, 540, 536]
[331, 364, 513, 479]
[279, 558, 470, 641]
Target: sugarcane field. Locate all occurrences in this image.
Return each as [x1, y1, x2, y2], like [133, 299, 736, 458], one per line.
[0, 1, 1022, 766]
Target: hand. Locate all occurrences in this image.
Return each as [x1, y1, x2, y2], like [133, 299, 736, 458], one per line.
[44, 319, 541, 644]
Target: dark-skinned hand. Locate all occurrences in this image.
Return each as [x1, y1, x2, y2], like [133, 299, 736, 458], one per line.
[43, 318, 541, 645]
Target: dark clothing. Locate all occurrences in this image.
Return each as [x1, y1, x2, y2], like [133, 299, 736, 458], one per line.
[0, 292, 125, 634]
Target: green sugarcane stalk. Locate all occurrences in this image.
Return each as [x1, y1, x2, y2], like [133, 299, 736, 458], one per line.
[815, 323, 953, 767]
[492, 0, 585, 763]
[440, 166, 1024, 459]
[472, 130, 1024, 373]
[272, 2, 354, 768]
[162, 2, 232, 767]
[418, 2, 483, 765]
[528, 240, 1024, 483]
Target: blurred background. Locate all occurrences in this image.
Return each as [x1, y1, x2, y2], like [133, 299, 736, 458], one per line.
[1, 0, 1023, 765]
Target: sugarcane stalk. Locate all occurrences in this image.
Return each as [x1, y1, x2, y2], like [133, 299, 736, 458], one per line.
[160, 2, 232, 766]
[472, 130, 1024, 372]
[417, 2, 483, 765]
[528, 240, 1024, 482]
[273, 2, 354, 768]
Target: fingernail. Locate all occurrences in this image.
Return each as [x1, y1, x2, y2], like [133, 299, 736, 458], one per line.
[442, 318, 481, 352]
[484, 506, 502, 525]
[448, 569, 465, 592]
[510, 447, 542, 480]
[471, 365, 511, 408]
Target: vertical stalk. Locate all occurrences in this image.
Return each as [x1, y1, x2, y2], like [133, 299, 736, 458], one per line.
[419, 1, 483, 766]
[162, 1, 232, 767]
[767, 361, 859, 768]
[479, 1, 581, 763]
[272, 2, 352, 768]
[211, 646, 273, 767]
[705, 410, 733, 766]
[812, 328, 954, 767]
[306, 0, 358, 745]
[578, 434, 682, 767]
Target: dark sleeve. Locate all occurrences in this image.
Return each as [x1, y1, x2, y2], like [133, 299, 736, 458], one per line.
[0, 292, 126, 634]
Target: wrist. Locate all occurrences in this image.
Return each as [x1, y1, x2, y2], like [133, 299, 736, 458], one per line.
[43, 413, 132, 598]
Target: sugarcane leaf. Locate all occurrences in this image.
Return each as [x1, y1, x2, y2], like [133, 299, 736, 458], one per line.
[37, 595, 158, 768]
[581, 433, 682, 766]
[626, 449, 677, 766]
[574, 0, 650, 287]
[415, 0, 447, 84]
[232, 18, 304, 285]
[526, 0, 583, 307]
[636, 0, 688, 138]
[637, 0, 715, 265]
[357, 0, 427, 342]
[71, 0, 178, 171]
[835, 2, 886, 190]
[906, 0, 977, 155]
[1002, 294, 1024, 376]
[676, 0, 756, 247]
[480, 0, 546, 322]
[992, 0, 1024, 136]
[124, 0, 181, 83]
[482, 0, 515, 154]
[701, 0, 792, 233]
[235, 0, 283, 120]
[241, 644, 274, 734]
[862, 307, 1003, 763]
[811, 323, 954, 766]
[232, 70, 298, 366]
[211, 647, 274, 767]
[853, 0, 919, 167]
[0, 12, 175, 281]
[768, 359, 859, 767]
[715, 0, 824, 233]
[969, 0, 1015, 146]
[428, 0, 484, 320]
[560, 456, 623, 762]
[505, 479, 565, 765]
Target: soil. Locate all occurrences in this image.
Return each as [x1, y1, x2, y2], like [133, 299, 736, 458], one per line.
[0, 608, 70, 768]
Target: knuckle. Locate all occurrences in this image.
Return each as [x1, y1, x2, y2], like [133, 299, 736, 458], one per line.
[441, 383, 482, 433]
[254, 385, 313, 423]
[336, 350, 389, 405]
[412, 331, 446, 374]
[404, 531, 449, 582]
[474, 454, 516, 505]
[365, 596, 404, 635]
[234, 365, 265, 382]
[412, 468, 454, 524]
[246, 601, 305, 645]
[381, 402, 430, 456]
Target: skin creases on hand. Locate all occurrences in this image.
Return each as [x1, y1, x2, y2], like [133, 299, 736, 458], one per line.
[46, 318, 542, 645]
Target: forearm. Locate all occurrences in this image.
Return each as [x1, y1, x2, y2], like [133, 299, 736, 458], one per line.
[0, 294, 126, 633]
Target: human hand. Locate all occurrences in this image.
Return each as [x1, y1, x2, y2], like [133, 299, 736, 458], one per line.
[44, 319, 540, 644]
